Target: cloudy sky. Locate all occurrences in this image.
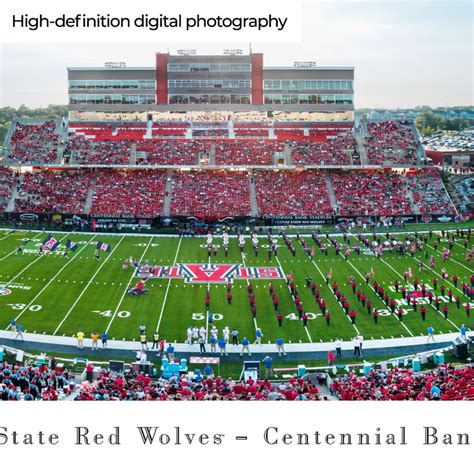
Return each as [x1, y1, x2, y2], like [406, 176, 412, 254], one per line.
[0, 0, 472, 108]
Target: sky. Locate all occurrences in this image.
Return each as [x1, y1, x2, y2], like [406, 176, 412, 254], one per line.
[0, 0, 472, 108]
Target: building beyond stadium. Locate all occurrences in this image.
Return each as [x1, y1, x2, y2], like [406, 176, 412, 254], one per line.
[68, 52, 354, 122]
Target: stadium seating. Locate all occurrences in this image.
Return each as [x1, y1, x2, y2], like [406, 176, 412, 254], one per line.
[365, 120, 419, 165]
[408, 170, 457, 215]
[0, 169, 17, 211]
[215, 140, 284, 166]
[89, 170, 167, 216]
[74, 369, 322, 400]
[289, 134, 356, 166]
[67, 136, 131, 165]
[0, 361, 75, 400]
[170, 170, 251, 218]
[135, 139, 210, 165]
[330, 365, 474, 401]
[253, 170, 333, 216]
[331, 171, 413, 215]
[15, 171, 92, 214]
[7, 121, 58, 164]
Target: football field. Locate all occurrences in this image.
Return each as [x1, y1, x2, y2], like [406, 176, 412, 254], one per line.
[0, 227, 472, 347]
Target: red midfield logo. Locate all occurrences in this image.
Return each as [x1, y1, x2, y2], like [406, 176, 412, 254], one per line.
[0, 288, 12, 296]
[135, 263, 284, 284]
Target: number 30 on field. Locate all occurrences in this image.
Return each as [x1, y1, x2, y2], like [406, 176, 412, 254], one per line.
[7, 303, 42, 311]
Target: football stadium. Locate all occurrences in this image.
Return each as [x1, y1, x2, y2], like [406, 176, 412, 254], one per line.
[0, 50, 473, 401]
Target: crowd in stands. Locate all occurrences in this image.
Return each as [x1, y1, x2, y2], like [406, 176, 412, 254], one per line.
[331, 171, 413, 215]
[170, 170, 251, 218]
[0, 169, 17, 211]
[66, 136, 131, 165]
[365, 121, 419, 165]
[0, 361, 75, 401]
[74, 369, 323, 400]
[90, 170, 167, 216]
[136, 140, 210, 165]
[15, 171, 91, 214]
[408, 171, 457, 215]
[7, 121, 58, 164]
[215, 140, 284, 166]
[253, 170, 333, 216]
[289, 134, 356, 166]
[330, 364, 474, 401]
[193, 129, 228, 138]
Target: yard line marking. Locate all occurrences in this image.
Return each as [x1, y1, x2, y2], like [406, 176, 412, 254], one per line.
[379, 254, 460, 331]
[105, 236, 154, 334]
[155, 236, 183, 333]
[419, 240, 472, 273]
[0, 230, 17, 241]
[274, 253, 313, 343]
[0, 231, 44, 262]
[322, 236, 414, 337]
[241, 246, 259, 334]
[52, 236, 125, 335]
[5, 234, 93, 330]
[296, 237, 359, 335]
[2, 232, 71, 289]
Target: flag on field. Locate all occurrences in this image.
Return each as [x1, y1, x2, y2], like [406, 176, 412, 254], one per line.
[42, 235, 59, 252]
[66, 239, 78, 252]
[97, 242, 111, 252]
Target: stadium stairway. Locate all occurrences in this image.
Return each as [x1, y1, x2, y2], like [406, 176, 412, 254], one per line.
[5, 174, 22, 212]
[409, 122, 427, 164]
[325, 175, 338, 211]
[83, 184, 95, 214]
[249, 173, 259, 216]
[209, 143, 216, 165]
[228, 120, 235, 139]
[163, 171, 173, 215]
[355, 132, 369, 165]
[130, 142, 137, 165]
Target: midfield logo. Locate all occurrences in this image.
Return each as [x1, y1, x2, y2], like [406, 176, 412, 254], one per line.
[135, 263, 284, 284]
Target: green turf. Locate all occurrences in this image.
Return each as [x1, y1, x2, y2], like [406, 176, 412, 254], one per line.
[0, 227, 472, 347]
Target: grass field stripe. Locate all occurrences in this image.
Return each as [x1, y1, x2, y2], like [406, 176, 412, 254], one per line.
[406, 252, 467, 297]
[52, 235, 126, 336]
[2, 232, 70, 287]
[297, 239, 359, 334]
[324, 237, 415, 337]
[105, 236, 154, 334]
[0, 231, 44, 262]
[205, 254, 212, 342]
[4, 234, 93, 330]
[240, 244, 259, 333]
[420, 240, 473, 273]
[155, 236, 183, 333]
[0, 230, 17, 241]
[274, 253, 313, 343]
[378, 255, 460, 331]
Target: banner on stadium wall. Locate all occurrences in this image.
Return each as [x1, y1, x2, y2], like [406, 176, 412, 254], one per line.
[263, 215, 334, 226]
[0, 212, 461, 228]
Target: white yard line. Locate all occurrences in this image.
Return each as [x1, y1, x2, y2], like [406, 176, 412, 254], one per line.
[0, 231, 44, 262]
[1, 232, 70, 287]
[155, 236, 183, 333]
[379, 255, 460, 331]
[0, 231, 17, 241]
[52, 236, 125, 335]
[423, 242, 473, 273]
[5, 234, 93, 330]
[105, 236, 155, 334]
[296, 238, 359, 335]
[326, 237, 414, 337]
[274, 252, 313, 343]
